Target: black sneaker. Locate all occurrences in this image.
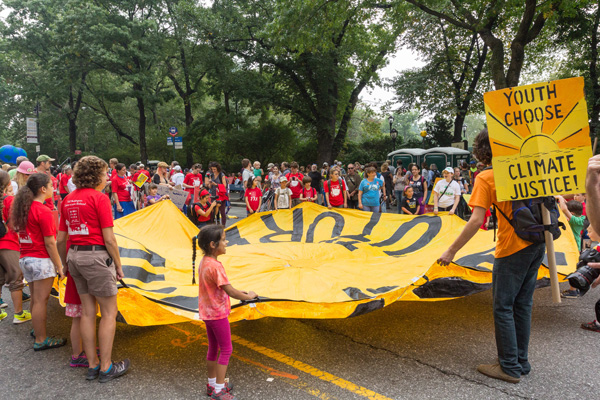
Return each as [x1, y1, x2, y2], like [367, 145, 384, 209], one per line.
[86, 366, 100, 380]
[22, 292, 31, 302]
[561, 289, 581, 298]
[99, 359, 130, 383]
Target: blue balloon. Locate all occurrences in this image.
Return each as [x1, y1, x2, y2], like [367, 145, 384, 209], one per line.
[0, 145, 27, 164]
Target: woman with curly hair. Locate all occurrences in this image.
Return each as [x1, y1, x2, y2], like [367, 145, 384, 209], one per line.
[11, 173, 65, 351]
[56, 156, 129, 382]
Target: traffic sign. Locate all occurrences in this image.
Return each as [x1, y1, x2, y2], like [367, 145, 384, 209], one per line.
[167, 137, 173, 146]
[26, 118, 38, 143]
[174, 137, 183, 149]
[169, 126, 178, 136]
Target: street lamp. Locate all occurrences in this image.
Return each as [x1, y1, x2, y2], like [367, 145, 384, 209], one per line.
[388, 115, 394, 132]
[462, 124, 468, 138]
[390, 128, 398, 151]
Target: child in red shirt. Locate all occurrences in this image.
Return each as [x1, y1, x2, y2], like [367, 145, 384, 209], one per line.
[244, 177, 262, 216]
[323, 170, 347, 208]
[11, 173, 65, 351]
[300, 176, 317, 203]
[192, 225, 257, 399]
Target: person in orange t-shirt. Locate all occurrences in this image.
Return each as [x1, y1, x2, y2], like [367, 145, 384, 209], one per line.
[438, 129, 545, 384]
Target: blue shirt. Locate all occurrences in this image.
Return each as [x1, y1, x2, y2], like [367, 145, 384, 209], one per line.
[359, 178, 383, 207]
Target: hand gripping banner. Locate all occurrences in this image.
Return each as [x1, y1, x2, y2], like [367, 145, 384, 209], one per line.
[59, 201, 578, 326]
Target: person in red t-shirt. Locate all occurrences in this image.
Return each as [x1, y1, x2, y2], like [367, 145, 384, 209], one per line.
[111, 163, 135, 219]
[244, 177, 262, 216]
[182, 164, 203, 205]
[59, 165, 73, 200]
[193, 190, 218, 229]
[56, 155, 129, 381]
[323, 169, 347, 209]
[285, 162, 304, 207]
[300, 176, 317, 203]
[0, 170, 30, 323]
[11, 173, 65, 350]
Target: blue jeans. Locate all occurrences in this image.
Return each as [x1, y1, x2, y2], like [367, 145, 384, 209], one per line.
[492, 242, 545, 378]
[395, 190, 403, 213]
[114, 201, 136, 219]
[362, 205, 379, 212]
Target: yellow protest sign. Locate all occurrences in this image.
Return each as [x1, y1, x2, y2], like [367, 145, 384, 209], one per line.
[483, 77, 592, 201]
[133, 173, 148, 189]
[54, 201, 577, 326]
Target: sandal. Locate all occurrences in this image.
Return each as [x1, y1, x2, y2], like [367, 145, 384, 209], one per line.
[33, 336, 67, 351]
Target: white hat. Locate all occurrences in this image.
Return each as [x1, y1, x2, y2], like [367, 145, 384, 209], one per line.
[280, 176, 288, 182]
[443, 167, 454, 174]
[174, 165, 182, 171]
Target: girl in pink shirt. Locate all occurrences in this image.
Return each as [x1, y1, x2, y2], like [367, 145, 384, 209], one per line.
[192, 225, 258, 400]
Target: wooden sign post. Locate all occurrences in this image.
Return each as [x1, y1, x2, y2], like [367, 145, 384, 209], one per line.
[484, 77, 593, 303]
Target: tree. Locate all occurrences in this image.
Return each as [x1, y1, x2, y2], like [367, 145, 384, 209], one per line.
[86, 0, 168, 164]
[404, 0, 563, 89]
[1, 0, 100, 153]
[423, 115, 453, 148]
[204, 0, 407, 164]
[554, 1, 600, 138]
[391, 14, 489, 141]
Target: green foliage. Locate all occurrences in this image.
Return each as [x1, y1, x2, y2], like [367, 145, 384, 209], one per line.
[423, 115, 453, 148]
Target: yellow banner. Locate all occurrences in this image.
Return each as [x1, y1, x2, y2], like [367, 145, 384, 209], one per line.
[70, 201, 579, 326]
[483, 77, 592, 201]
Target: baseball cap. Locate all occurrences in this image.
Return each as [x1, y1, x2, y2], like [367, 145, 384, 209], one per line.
[17, 161, 35, 175]
[443, 167, 454, 174]
[199, 189, 210, 197]
[36, 155, 55, 162]
[280, 176, 288, 182]
[174, 165, 181, 171]
[470, 160, 476, 164]
[267, 163, 274, 168]
[323, 162, 328, 166]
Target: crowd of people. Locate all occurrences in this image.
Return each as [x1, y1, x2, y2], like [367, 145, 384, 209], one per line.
[2, 134, 600, 398]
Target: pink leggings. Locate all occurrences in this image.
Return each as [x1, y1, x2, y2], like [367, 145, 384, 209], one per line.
[204, 318, 232, 365]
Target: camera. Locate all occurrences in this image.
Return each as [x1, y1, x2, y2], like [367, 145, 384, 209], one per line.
[567, 247, 600, 294]
[216, 200, 222, 204]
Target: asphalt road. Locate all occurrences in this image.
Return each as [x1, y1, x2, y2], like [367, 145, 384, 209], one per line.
[2, 206, 600, 400]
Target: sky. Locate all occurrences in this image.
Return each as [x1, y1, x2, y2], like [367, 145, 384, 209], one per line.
[360, 48, 424, 114]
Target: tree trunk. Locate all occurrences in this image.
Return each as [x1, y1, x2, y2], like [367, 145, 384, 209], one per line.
[452, 113, 465, 143]
[135, 87, 148, 165]
[316, 123, 334, 165]
[68, 117, 77, 154]
[184, 97, 194, 166]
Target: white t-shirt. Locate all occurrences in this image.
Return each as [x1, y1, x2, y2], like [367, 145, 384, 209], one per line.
[171, 172, 185, 187]
[67, 177, 77, 193]
[242, 169, 253, 185]
[433, 179, 461, 208]
[276, 187, 292, 209]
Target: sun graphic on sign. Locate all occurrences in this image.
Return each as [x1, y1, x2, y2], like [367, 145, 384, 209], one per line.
[483, 77, 590, 157]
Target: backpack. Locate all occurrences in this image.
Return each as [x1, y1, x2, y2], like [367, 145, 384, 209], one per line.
[486, 167, 565, 243]
[0, 196, 7, 239]
[187, 201, 211, 225]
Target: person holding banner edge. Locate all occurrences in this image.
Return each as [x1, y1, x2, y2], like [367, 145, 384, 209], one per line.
[438, 129, 545, 384]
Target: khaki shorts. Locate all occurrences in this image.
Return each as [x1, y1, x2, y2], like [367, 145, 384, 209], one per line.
[0, 249, 24, 291]
[67, 248, 117, 298]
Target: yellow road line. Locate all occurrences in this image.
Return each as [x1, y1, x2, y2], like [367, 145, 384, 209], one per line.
[231, 334, 394, 400]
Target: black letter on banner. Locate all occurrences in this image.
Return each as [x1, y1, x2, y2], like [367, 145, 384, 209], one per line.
[305, 212, 346, 243]
[322, 212, 382, 250]
[259, 208, 304, 243]
[371, 216, 442, 256]
[226, 227, 249, 246]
